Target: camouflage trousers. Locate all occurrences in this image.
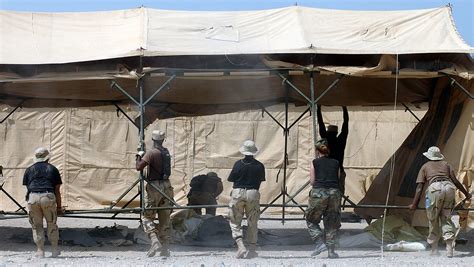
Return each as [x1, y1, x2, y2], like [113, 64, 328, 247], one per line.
[425, 180, 457, 244]
[27, 192, 59, 248]
[228, 188, 260, 244]
[187, 192, 217, 215]
[305, 187, 342, 246]
[142, 180, 174, 245]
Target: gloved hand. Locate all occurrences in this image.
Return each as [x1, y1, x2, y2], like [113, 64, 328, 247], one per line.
[136, 151, 145, 158]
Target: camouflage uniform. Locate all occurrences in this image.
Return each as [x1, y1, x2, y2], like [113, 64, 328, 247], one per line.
[142, 180, 174, 247]
[425, 180, 457, 244]
[229, 188, 260, 245]
[188, 192, 217, 215]
[305, 187, 342, 246]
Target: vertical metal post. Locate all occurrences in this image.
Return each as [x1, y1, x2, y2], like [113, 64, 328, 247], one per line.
[310, 72, 317, 150]
[138, 57, 145, 219]
[282, 85, 289, 224]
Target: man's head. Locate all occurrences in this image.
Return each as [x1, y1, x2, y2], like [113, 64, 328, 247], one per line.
[34, 147, 50, 163]
[152, 130, 165, 145]
[207, 171, 218, 178]
[326, 125, 338, 138]
[239, 140, 258, 156]
[315, 139, 330, 155]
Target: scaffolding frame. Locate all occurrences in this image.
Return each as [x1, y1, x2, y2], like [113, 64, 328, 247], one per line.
[1, 63, 472, 222]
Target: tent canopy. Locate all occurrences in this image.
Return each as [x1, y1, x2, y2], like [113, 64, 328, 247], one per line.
[0, 6, 473, 118]
[1, 6, 472, 64]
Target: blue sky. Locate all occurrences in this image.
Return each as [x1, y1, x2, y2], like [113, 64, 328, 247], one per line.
[1, 0, 472, 46]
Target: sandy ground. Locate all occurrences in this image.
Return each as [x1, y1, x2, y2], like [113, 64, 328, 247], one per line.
[0, 215, 473, 267]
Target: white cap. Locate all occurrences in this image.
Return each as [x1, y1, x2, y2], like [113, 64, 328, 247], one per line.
[152, 130, 165, 141]
[34, 147, 50, 163]
[239, 140, 258, 156]
[423, 146, 444, 161]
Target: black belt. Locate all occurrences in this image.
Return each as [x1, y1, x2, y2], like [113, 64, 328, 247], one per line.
[30, 191, 53, 194]
[430, 176, 450, 184]
[234, 187, 258, 190]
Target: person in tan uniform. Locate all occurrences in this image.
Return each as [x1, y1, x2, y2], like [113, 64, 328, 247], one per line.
[136, 130, 174, 257]
[22, 147, 63, 258]
[409, 146, 471, 257]
[187, 172, 223, 216]
[228, 140, 265, 259]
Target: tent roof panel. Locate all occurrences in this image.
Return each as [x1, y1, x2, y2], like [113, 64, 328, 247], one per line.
[0, 6, 472, 64]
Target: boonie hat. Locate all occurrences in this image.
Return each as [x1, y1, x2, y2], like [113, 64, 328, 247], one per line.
[327, 125, 338, 133]
[152, 130, 165, 141]
[239, 140, 258, 156]
[34, 147, 50, 163]
[423, 146, 444, 161]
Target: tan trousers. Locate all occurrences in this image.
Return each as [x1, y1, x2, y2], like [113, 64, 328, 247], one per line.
[425, 181, 457, 244]
[228, 188, 260, 244]
[27, 192, 59, 248]
[142, 180, 174, 245]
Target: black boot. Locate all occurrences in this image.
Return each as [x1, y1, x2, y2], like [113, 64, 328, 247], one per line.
[327, 245, 339, 258]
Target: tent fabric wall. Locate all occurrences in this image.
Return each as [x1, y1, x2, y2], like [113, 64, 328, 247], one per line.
[0, 104, 424, 213]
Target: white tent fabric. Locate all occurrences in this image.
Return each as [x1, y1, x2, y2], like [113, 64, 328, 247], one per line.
[1, 6, 472, 64]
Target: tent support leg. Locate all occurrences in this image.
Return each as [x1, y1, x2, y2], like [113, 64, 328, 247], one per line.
[445, 74, 474, 99]
[111, 191, 141, 218]
[402, 103, 421, 122]
[109, 178, 140, 209]
[0, 100, 25, 124]
[0, 183, 27, 214]
[112, 102, 139, 129]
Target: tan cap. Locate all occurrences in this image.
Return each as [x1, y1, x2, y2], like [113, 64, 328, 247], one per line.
[239, 140, 258, 156]
[34, 147, 50, 163]
[151, 130, 165, 141]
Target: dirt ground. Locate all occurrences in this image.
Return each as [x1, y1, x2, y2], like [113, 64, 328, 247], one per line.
[0, 215, 473, 267]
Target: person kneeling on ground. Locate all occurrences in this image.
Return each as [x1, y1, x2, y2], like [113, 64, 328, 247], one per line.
[306, 139, 342, 258]
[409, 146, 471, 257]
[228, 140, 265, 259]
[22, 147, 63, 258]
[187, 172, 223, 216]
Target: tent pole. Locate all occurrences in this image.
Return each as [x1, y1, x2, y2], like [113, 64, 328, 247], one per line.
[138, 57, 146, 221]
[282, 85, 289, 224]
[108, 178, 140, 209]
[0, 99, 25, 124]
[111, 191, 141, 219]
[445, 74, 474, 99]
[112, 102, 140, 129]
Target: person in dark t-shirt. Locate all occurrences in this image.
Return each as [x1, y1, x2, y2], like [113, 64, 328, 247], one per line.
[228, 140, 265, 259]
[22, 147, 62, 258]
[305, 139, 342, 259]
[317, 105, 349, 194]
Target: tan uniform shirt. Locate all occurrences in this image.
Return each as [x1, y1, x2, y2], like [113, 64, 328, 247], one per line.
[416, 160, 456, 184]
[142, 148, 163, 180]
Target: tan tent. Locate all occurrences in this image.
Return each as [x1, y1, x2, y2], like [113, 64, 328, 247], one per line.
[0, 6, 472, 225]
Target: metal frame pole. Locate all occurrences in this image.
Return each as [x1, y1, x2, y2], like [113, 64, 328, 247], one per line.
[0, 100, 25, 124]
[282, 85, 289, 224]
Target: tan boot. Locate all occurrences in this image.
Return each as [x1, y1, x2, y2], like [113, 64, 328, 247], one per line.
[160, 242, 170, 257]
[147, 233, 162, 257]
[430, 241, 440, 256]
[51, 245, 61, 258]
[246, 243, 258, 258]
[35, 244, 45, 258]
[235, 238, 248, 259]
[446, 239, 454, 258]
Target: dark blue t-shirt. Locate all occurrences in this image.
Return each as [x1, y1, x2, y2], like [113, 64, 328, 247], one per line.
[22, 162, 62, 192]
[228, 156, 265, 190]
